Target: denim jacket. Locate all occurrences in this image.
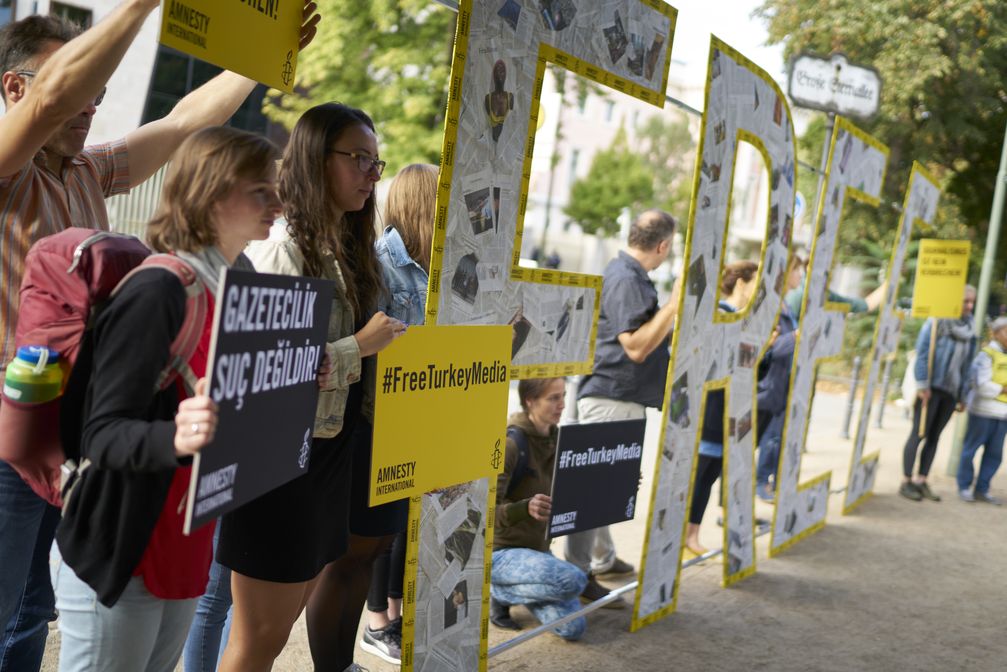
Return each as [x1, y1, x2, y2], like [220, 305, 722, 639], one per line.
[357, 227, 431, 423]
[375, 226, 428, 325]
[914, 317, 977, 401]
[246, 222, 361, 439]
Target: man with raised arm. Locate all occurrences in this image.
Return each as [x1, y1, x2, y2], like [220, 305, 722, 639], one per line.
[0, 2, 319, 668]
[566, 209, 678, 607]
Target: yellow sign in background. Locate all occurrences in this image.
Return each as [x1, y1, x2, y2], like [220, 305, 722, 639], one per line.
[911, 239, 971, 319]
[159, 0, 301, 93]
[370, 326, 510, 506]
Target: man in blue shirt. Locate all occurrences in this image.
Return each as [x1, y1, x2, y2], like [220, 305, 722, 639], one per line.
[568, 209, 678, 606]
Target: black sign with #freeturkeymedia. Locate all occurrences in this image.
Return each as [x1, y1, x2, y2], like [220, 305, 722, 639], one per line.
[184, 269, 334, 534]
[547, 418, 647, 539]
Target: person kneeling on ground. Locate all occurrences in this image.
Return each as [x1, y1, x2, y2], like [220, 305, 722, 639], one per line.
[957, 316, 1007, 505]
[490, 377, 587, 641]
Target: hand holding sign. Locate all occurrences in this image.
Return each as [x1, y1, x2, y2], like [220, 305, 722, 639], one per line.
[174, 378, 218, 457]
[299, 1, 321, 50]
[355, 311, 408, 358]
[527, 493, 552, 522]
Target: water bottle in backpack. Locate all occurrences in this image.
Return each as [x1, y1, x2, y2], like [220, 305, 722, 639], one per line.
[3, 346, 66, 403]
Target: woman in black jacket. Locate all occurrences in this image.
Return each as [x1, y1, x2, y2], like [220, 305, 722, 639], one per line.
[684, 261, 758, 558]
[52, 127, 281, 672]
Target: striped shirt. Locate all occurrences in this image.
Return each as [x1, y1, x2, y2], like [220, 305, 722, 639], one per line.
[0, 141, 130, 370]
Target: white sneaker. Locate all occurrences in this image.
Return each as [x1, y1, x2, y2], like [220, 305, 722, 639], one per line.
[975, 491, 1002, 506]
[959, 489, 976, 503]
[360, 620, 402, 665]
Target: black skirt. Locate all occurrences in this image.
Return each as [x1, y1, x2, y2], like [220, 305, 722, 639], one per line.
[348, 420, 409, 538]
[217, 384, 361, 582]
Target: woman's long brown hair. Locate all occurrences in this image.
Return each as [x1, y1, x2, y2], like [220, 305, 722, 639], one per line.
[278, 102, 382, 319]
[147, 127, 279, 254]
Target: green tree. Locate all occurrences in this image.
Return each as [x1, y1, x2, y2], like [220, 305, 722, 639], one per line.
[264, 0, 457, 174]
[563, 128, 655, 237]
[634, 113, 697, 223]
[759, 0, 1007, 279]
[761, 0, 1007, 376]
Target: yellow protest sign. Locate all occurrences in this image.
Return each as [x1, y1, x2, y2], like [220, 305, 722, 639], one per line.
[370, 325, 510, 506]
[911, 239, 971, 319]
[159, 0, 301, 93]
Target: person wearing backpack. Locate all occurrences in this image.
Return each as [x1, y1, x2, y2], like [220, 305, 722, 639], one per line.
[754, 254, 803, 503]
[0, 3, 320, 667]
[684, 262, 758, 557]
[490, 377, 588, 641]
[901, 285, 977, 501]
[957, 316, 1007, 505]
[48, 127, 283, 672]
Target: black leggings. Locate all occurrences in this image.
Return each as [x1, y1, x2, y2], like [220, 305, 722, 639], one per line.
[306, 534, 394, 671]
[903, 389, 956, 478]
[689, 454, 723, 525]
[366, 530, 407, 613]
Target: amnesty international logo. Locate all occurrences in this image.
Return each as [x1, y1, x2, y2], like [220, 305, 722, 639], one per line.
[490, 438, 502, 470]
[298, 428, 310, 469]
[281, 50, 294, 87]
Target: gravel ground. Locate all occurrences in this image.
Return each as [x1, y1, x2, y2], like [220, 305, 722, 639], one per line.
[42, 391, 1007, 671]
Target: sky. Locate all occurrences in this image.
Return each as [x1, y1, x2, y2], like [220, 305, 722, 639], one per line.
[667, 0, 786, 97]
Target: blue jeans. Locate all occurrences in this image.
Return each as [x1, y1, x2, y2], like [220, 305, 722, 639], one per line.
[957, 414, 1007, 494]
[490, 547, 587, 641]
[182, 526, 232, 672]
[0, 460, 59, 672]
[756, 415, 783, 487]
[51, 546, 198, 672]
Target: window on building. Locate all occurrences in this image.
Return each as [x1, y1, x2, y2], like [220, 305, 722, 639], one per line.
[604, 100, 616, 123]
[577, 95, 587, 116]
[142, 45, 269, 134]
[0, 0, 15, 26]
[50, 2, 92, 28]
[568, 148, 580, 182]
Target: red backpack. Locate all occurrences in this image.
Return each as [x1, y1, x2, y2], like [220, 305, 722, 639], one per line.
[0, 229, 207, 506]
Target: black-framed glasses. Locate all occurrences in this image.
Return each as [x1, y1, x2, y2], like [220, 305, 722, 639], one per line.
[330, 150, 385, 177]
[16, 70, 106, 106]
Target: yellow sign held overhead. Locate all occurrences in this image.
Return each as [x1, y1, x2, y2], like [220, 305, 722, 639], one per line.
[158, 0, 301, 93]
[370, 325, 510, 506]
[911, 239, 971, 319]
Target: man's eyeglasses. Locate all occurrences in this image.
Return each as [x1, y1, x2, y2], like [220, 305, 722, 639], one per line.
[330, 150, 385, 177]
[15, 70, 106, 107]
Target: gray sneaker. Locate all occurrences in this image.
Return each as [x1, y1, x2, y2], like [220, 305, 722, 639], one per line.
[580, 575, 626, 609]
[916, 482, 941, 502]
[975, 491, 1003, 506]
[959, 489, 976, 503]
[360, 620, 402, 665]
[899, 482, 923, 501]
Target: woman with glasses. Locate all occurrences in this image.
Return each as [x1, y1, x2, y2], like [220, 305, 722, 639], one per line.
[218, 102, 406, 672]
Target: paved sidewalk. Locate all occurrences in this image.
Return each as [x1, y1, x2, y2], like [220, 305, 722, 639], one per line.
[41, 391, 1006, 671]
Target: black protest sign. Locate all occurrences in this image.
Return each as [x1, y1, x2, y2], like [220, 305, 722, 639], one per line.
[184, 269, 334, 534]
[547, 418, 646, 539]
